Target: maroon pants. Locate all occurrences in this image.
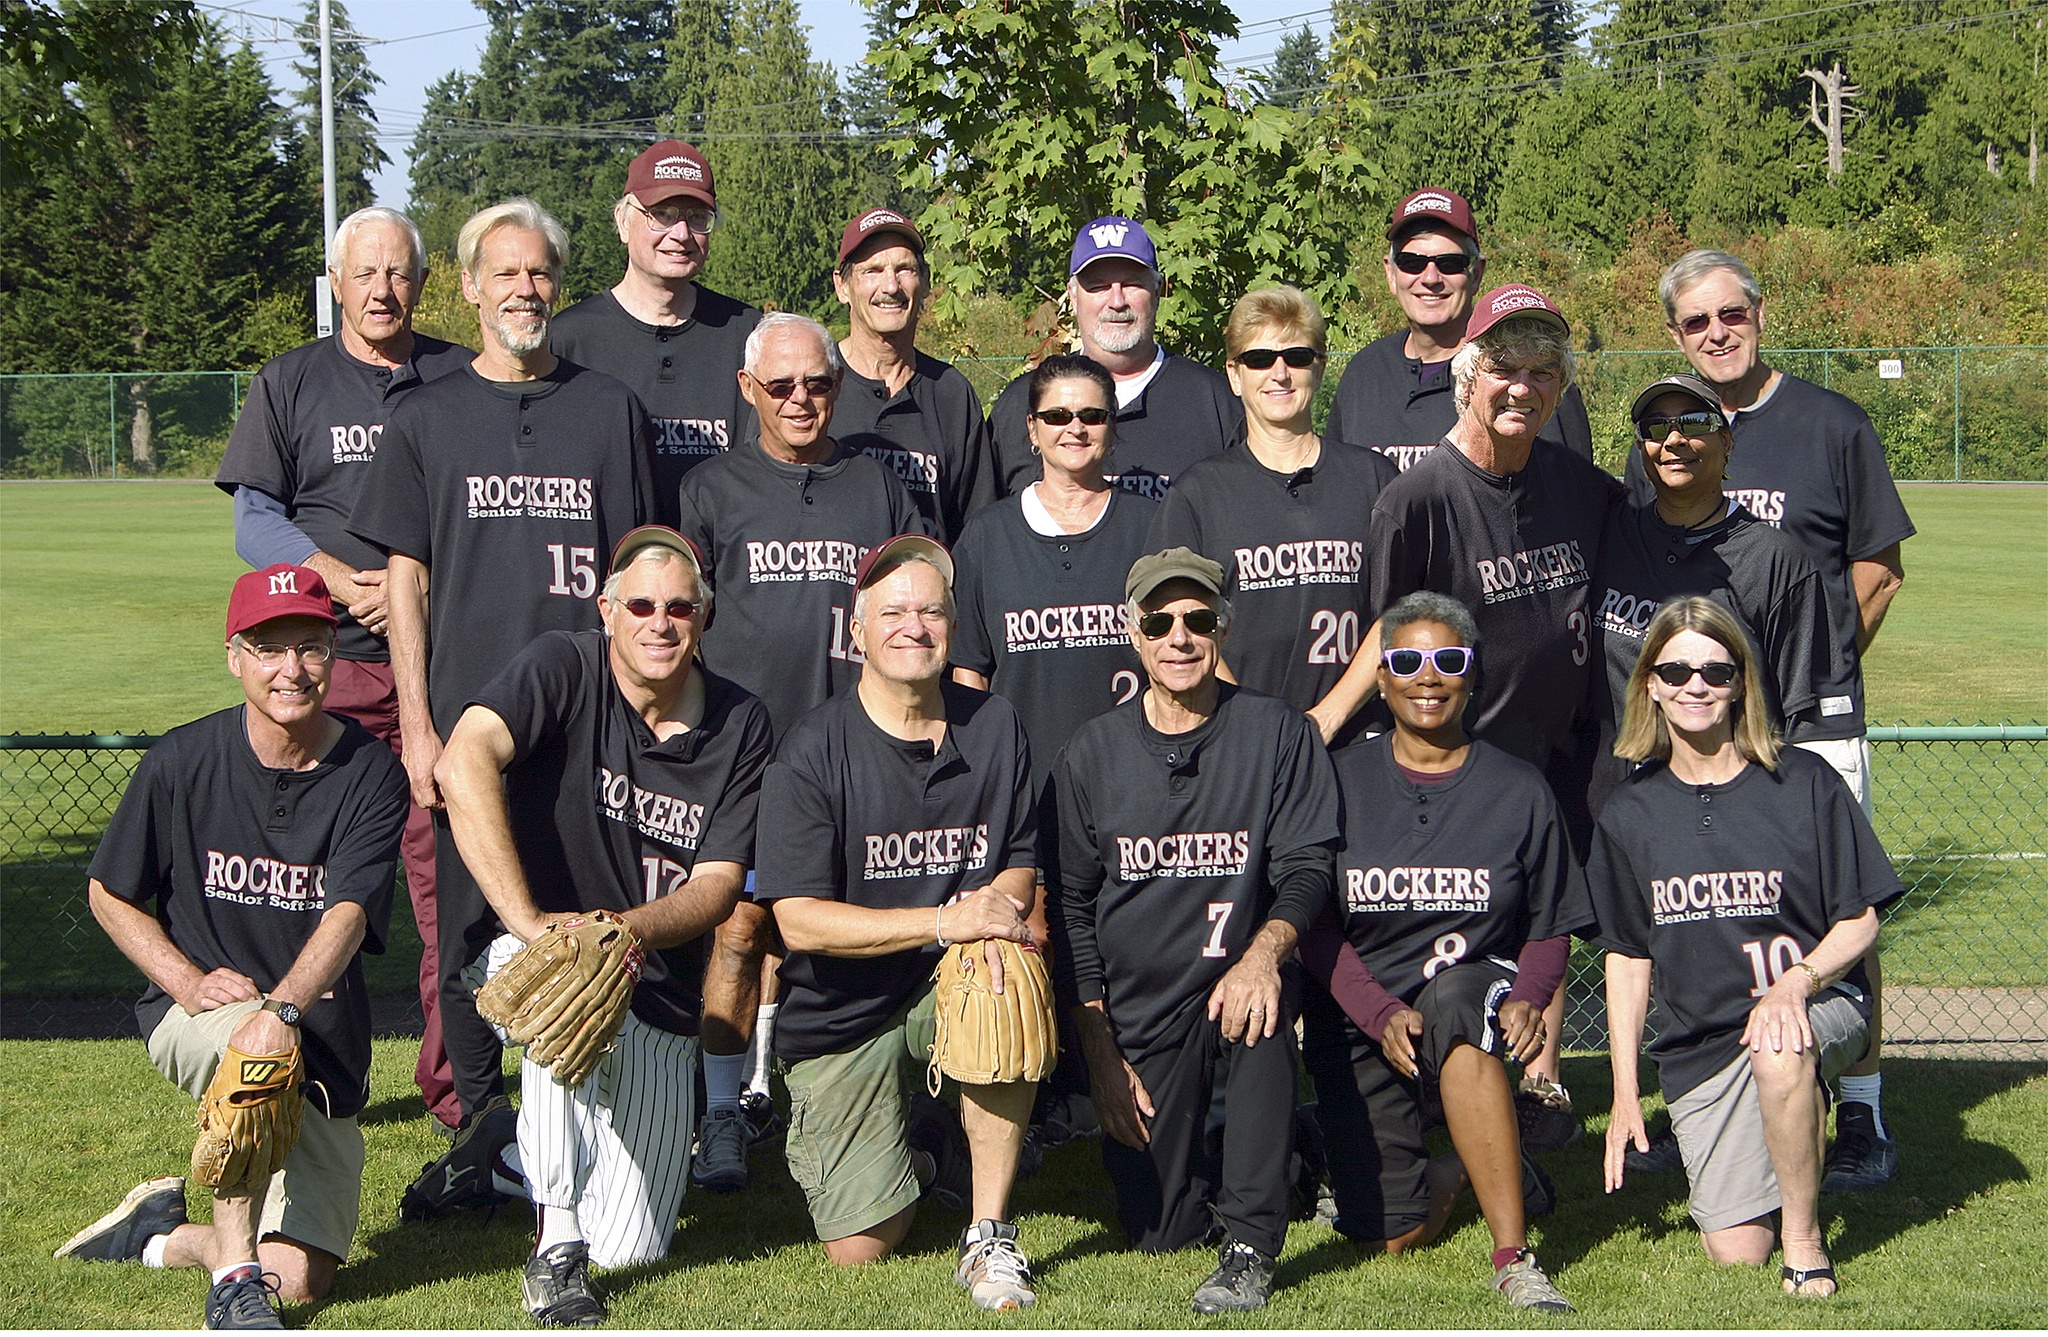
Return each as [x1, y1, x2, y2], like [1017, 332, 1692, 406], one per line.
[325, 656, 461, 1129]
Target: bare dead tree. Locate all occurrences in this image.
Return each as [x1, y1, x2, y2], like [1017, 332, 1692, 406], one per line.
[1801, 61, 1862, 182]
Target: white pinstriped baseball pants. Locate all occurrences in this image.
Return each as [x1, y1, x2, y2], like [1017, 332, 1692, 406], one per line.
[479, 934, 699, 1269]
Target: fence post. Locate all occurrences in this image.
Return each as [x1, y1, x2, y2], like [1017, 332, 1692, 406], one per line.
[1953, 346, 1963, 481]
[107, 374, 117, 480]
[1823, 348, 1832, 389]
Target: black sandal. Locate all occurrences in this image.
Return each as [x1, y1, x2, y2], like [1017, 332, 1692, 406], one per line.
[1782, 1262, 1837, 1297]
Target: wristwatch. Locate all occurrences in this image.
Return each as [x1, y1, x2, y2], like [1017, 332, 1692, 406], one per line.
[260, 997, 303, 1026]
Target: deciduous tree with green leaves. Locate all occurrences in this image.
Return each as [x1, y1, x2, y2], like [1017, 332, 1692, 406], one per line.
[874, 0, 1380, 357]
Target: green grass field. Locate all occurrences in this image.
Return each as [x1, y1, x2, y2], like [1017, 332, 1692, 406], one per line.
[2, 480, 2041, 731]
[0, 1042, 2041, 1328]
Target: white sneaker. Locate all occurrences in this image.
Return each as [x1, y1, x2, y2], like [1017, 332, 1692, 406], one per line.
[956, 1219, 1035, 1311]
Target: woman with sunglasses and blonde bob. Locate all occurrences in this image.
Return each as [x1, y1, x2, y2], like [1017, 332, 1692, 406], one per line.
[1589, 596, 1900, 1300]
[1149, 286, 1397, 747]
[1296, 591, 1592, 1315]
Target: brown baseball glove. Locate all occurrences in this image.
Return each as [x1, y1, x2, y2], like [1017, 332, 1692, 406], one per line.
[928, 938, 1059, 1094]
[191, 1042, 304, 1190]
[475, 910, 643, 1089]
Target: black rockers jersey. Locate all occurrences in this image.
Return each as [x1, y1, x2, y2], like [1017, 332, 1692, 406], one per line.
[1329, 737, 1592, 1004]
[1052, 686, 1340, 1062]
[1150, 440, 1399, 721]
[1367, 437, 1622, 769]
[756, 684, 1037, 1062]
[347, 360, 659, 736]
[1623, 373, 1916, 742]
[215, 332, 474, 661]
[550, 286, 761, 508]
[88, 707, 406, 1116]
[950, 488, 1157, 799]
[469, 631, 772, 1037]
[674, 439, 923, 743]
[833, 352, 999, 543]
[1323, 330, 1595, 473]
[987, 353, 1245, 501]
[1587, 747, 1902, 1101]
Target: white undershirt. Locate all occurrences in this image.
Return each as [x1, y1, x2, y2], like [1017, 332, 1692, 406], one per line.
[1022, 482, 1111, 536]
[1113, 347, 1168, 408]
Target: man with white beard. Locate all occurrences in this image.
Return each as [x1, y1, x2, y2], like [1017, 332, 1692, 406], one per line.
[986, 217, 1243, 501]
[350, 196, 659, 1215]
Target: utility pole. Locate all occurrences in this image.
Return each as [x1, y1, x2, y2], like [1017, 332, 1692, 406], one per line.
[316, 0, 338, 337]
[1801, 61, 1861, 183]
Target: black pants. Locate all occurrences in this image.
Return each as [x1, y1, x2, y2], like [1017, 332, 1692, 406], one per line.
[435, 812, 506, 1118]
[1101, 987, 1299, 1258]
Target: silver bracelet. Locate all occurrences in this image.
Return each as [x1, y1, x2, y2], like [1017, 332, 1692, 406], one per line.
[936, 904, 950, 949]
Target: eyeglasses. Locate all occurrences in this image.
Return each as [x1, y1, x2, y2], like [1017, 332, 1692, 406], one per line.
[1234, 346, 1322, 370]
[1637, 411, 1726, 439]
[1031, 406, 1112, 426]
[1392, 250, 1474, 275]
[619, 597, 701, 621]
[1382, 646, 1473, 677]
[750, 373, 838, 400]
[632, 199, 718, 235]
[241, 640, 334, 668]
[1137, 608, 1221, 639]
[1673, 304, 1753, 336]
[1651, 660, 1739, 688]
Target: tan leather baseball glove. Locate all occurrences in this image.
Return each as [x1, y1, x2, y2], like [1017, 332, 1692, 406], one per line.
[928, 938, 1058, 1094]
[191, 1042, 304, 1190]
[476, 909, 643, 1088]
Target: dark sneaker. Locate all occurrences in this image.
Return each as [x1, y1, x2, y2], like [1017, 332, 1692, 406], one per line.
[1495, 1247, 1573, 1312]
[909, 1106, 971, 1211]
[1623, 1127, 1684, 1175]
[691, 1106, 749, 1193]
[956, 1219, 1036, 1311]
[1190, 1238, 1275, 1315]
[739, 1089, 784, 1148]
[204, 1264, 283, 1329]
[54, 1175, 187, 1262]
[401, 1094, 519, 1222]
[1521, 1146, 1557, 1220]
[1516, 1074, 1584, 1151]
[1822, 1102, 1899, 1193]
[522, 1241, 604, 1327]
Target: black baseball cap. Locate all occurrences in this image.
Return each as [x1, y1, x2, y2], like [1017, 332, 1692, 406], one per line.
[1630, 373, 1728, 428]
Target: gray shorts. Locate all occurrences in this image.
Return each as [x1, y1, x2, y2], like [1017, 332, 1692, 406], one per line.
[147, 1000, 365, 1261]
[1669, 989, 1869, 1234]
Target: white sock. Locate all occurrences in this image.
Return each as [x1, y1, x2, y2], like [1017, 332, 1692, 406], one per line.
[211, 1261, 259, 1284]
[746, 1004, 779, 1094]
[141, 1234, 171, 1268]
[702, 1049, 746, 1114]
[1838, 1073, 1886, 1138]
[536, 1204, 583, 1253]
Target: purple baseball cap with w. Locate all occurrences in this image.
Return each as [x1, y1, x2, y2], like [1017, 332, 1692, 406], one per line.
[1069, 216, 1158, 277]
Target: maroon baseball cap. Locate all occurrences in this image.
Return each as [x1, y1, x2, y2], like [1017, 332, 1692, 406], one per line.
[226, 564, 337, 641]
[853, 534, 954, 592]
[608, 524, 707, 584]
[1464, 284, 1570, 341]
[838, 207, 924, 264]
[625, 140, 715, 209]
[1387, 187, 1478, 244]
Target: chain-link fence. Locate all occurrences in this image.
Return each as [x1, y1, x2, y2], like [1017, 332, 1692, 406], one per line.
[6, 351, 2046, 482]
[3, 727, 2043, 1048]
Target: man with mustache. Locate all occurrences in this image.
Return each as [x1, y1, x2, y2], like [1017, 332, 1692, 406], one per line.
[986, 217, 1243, 501]
[829, 208, 997, 544]
[349, 197, 659, 1222]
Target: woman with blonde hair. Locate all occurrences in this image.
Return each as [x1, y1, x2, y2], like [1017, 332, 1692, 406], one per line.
[1588, 596, 1901, 1299]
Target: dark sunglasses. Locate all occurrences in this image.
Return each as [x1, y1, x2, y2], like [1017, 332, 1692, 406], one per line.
[1651, 660, 1738, 688]
[1137, 607, 1221, 639]
[1674, 304, 1754, 336]
[1637, 411, 1726, 440]
[753, 374, 838, 400]
[1235, 346, 1322, 370]
[619, 597, 701, 621]
[1383, 646, 1473, 677]
[1392, 250, 1474, 275]
[1032, 406, 1112, 426]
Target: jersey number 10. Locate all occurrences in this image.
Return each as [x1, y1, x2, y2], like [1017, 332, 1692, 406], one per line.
[1741, 935, 1805, 997]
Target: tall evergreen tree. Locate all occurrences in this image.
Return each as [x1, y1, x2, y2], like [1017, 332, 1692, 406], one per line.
[1256, 25, 1326, 109]
[697, 0, 863, 314]
[406, 0, 680, 298]
[841, 0, 923, 214]
[291, 0, 387, 219]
